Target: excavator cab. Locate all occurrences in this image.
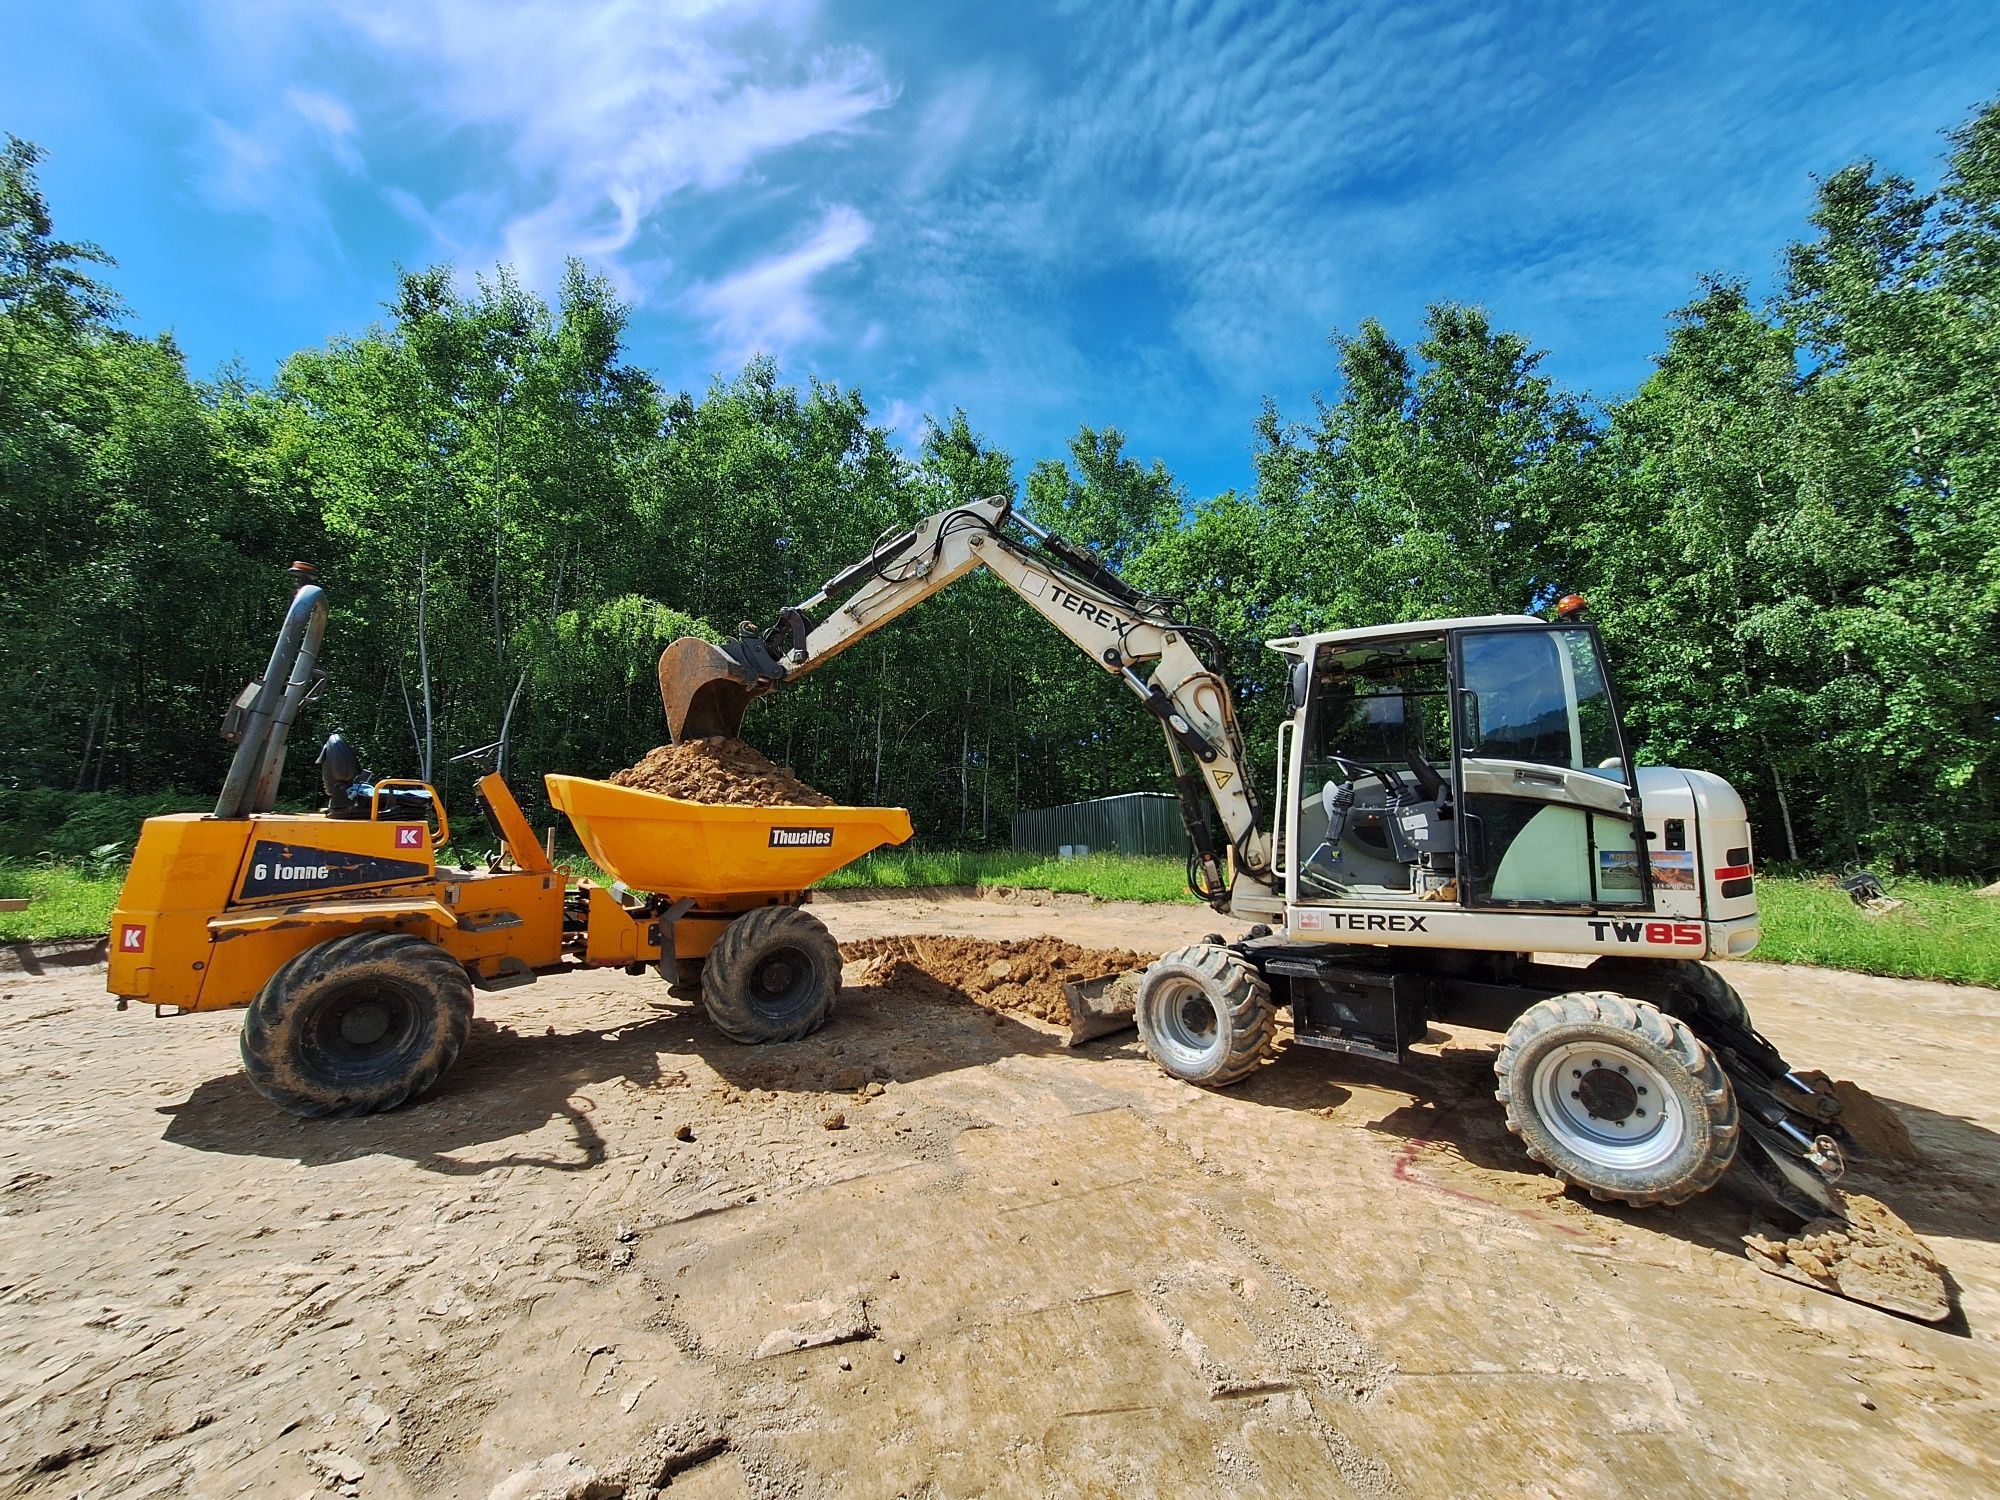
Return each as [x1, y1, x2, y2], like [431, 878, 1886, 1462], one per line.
[1287, 616, 1654, 915]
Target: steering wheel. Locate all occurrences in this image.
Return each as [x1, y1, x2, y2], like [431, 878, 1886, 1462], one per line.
[1324, 755, 1409, 796]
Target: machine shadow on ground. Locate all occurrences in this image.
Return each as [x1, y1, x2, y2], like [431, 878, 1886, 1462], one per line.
[1203, 1033, 1981, 1274]
[157, 978, 1055, 1173]
[1841, 1096, 2000, 1247]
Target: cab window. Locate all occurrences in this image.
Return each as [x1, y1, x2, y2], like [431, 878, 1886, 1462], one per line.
[1459, 628, 1625, 778]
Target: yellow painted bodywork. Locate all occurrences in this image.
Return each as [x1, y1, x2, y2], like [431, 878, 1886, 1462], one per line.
[545, 773, 912, 899]
[109, 776, 566, 1012]
[109, 770, 912, 1013]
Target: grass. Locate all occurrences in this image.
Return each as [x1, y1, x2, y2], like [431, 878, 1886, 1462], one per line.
[816, 847, 1196, 904]
[5, 840, 1994, 988]
[0, 861, 124, 943]
[1749, 874, 2000, 988]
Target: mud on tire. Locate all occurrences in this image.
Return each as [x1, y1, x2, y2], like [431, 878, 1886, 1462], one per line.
[1135, 944, 1276, 1087]
[700, 905, 840, 1044]
[1495, 990, 1739, 1207]
[1584, 956, 1753, 1030]
[240, 931, 473, 1118]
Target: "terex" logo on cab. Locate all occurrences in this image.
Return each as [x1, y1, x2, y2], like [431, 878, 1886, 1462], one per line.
[1587, 919, 1703, 946]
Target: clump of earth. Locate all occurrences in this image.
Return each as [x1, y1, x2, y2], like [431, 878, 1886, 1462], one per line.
[1790, 1069, 1922, 1165]
[610, 737, 833, 807]
[840, 934, 1152, 1026]
[1744, 1192, 1950, 1322]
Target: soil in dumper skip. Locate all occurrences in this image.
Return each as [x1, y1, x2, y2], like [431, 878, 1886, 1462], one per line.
[610, 737, 834, 807]
[841, 935, 1153, 1026]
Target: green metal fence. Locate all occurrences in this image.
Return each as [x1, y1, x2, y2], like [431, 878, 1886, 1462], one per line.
[1010, 792, 1188, 857]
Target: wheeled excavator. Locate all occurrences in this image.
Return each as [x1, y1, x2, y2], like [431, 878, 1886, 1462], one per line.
[659, 492, 1913, 1280]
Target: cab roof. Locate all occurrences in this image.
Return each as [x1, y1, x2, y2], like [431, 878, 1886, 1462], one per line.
[1265, 613, 1546, 657]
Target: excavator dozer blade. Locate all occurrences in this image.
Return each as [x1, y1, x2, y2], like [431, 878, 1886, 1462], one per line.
[1732, 1093, 1952, 1322]
[659, 637, 771, 743]
[1744, 1187, 1952, 1323]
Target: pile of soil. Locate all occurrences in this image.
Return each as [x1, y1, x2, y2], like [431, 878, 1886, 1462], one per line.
[1744, 1192, 1950, 1322]
[1791, 1069, 1922, 1165]
[609, 738, 833, 807]
[840, 935, 1153, 1026]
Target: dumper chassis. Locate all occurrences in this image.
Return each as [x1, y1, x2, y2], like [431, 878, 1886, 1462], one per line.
[106, 565, 912, 1117]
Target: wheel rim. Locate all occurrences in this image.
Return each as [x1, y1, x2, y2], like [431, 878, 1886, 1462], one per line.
[749, 944, 815, 1017]
[306, 983, 423, 1076]
[1150, 975, 1222, 1062]
[1529, 1039, 1687, 1171]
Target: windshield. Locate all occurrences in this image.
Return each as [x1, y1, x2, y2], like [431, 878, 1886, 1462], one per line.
[1459, 628, 1625, 776]
[1308, 637, 1450, 777]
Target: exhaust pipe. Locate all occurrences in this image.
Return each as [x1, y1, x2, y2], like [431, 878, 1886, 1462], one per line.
[214, 563, 327, 819]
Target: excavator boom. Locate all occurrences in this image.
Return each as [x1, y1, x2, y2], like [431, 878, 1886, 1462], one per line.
[658, 495, 1276, 910]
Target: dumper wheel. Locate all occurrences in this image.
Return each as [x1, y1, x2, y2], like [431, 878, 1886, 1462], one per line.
[240, 931, 473, 1118]
[701, 906, 840, 1044]
[1135, 944, 1275, 1087]
[1495, 991, 1738, 1207]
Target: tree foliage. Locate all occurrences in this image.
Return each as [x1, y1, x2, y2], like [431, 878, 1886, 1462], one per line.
[2, 103, 1996, 874]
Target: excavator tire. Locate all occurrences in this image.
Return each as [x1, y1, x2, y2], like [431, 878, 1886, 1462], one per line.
[1135, 944, 1275, 1087]
[700, 905, 840, 1044]
[1584, 956, 1752, 1030]
[1496, 991, 1739, 1207]
[240, 931, 473, 1118]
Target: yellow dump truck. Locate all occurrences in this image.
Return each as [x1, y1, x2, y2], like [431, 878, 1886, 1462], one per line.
[106, 565, 910, 1117]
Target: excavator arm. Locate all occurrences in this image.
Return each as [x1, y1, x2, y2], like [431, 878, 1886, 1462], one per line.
[658, 495, 1275, 909]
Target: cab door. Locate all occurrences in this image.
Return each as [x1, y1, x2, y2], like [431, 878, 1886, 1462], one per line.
[1449, 625, 1651, 910]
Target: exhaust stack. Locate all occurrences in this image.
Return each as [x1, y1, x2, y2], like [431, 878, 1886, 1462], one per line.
[214, 562, 327, 818]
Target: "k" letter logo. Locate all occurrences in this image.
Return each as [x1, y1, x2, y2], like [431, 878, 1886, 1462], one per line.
[118, 924, 147, 953]
[395, 826, 423, 849]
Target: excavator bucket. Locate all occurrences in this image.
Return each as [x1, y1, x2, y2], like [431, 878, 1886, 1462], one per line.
[659, 636, 771, 743]
[1060, 970, 1145, 1046]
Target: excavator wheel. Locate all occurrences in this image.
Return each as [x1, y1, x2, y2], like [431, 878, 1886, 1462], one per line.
[1135, 944, 1275, 1087]
[1584, 956, 1752, 1030]
[1495, 991, 1739, 1207]
[240, 931, 473, 1118]
[700, 905, 840, 1044]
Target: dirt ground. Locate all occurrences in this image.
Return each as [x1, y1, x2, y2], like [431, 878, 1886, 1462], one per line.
[2, 891, 1997, 1499]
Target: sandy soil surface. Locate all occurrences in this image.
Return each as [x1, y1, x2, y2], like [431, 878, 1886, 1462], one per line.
[2, 892, 1997, 1498]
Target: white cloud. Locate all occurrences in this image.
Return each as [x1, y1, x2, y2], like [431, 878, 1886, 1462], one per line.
[168, 0, 891, 351]
[327, 0, 891, 296]
[285, 88, 361, 172]
[687, 203, 872, 361]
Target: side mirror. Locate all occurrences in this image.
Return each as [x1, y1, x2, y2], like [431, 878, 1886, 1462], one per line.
[1286, 659, 1311, 716]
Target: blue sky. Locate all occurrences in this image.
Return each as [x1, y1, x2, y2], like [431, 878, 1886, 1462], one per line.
[8, 1, 1998, 498]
